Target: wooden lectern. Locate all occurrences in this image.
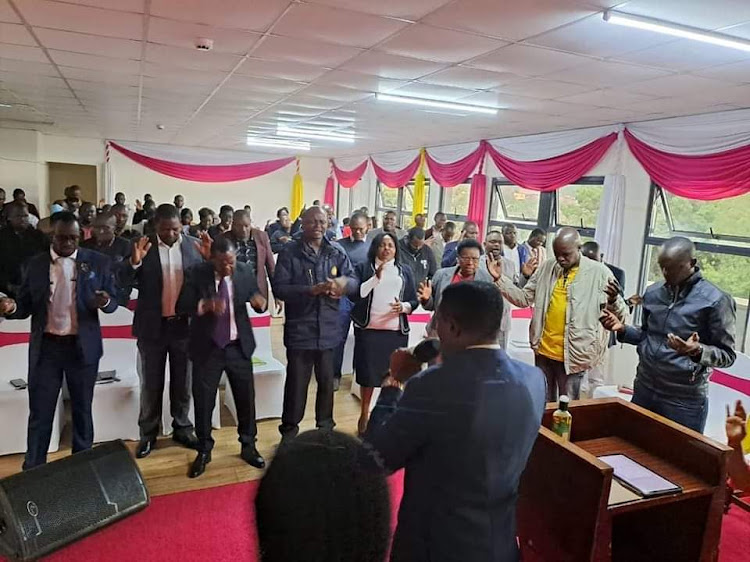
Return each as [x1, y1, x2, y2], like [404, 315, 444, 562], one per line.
[517, 398, 732, 562]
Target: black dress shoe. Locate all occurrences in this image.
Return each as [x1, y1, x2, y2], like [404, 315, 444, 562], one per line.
[173, 431, 199, 450]
[189, 452, 211, 478]
[240, 446, 266, 469]
[135, 438, 155, 459]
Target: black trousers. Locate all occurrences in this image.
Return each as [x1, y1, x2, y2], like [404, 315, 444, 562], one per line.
[193, 342, 257, 454]
[25, 335, 98, 470]
[279, 348, 335, 437]
[137, 320, 193, 440]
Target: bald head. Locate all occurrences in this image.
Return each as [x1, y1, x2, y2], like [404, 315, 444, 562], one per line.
[658, 236, 697, 287]
[553, 227, 582, 271]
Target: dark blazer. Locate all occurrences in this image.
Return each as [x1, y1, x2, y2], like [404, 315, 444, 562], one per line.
[350, 261, 418, 335]
[9, 248, 119, 366]
[121, 234, 203, 341]
[606, 263, 625, 294]
[81, 237, 133, 306]
[252, 228, 275, 303]
[363, 348, 546, 562]
[0, 226, 48, 296]
[176, 261, 260, 363]
[397, 237, 437, 287]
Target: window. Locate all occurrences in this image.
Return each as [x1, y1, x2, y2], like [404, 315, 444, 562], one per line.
[375, 180, 430, 230]
[556, 180, 605, 234]
[639, 185, 750, 353]
[438, 181, 471, 232]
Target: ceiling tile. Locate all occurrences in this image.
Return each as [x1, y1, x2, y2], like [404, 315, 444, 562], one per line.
[1, 44, 49, 63]
[145, 43, 244, 72]
[234, 58, 326, 82]
[49, 50, 141, 73]
[392, 82, 481, 101]
[150, 0, 289, 32]
[0, 22, 35, 45]
[528, 14, 672, 58]
[691, 60, 750, 84]
[0, 58, 56, 75]
[19, 0, 143, 39]
[541, 60, 673, 88]
[308, 0, 452, 20]
[142, 64, 226, 85]
[423, 0, 596, 41]
[341, 51, 447, 80]
[495, 78, 595, 99]
[272, 3, 409, 48]
[612, 40, 750, 72]
[58, 66, 141, 85]
[223, 74, 303, 94]
[615, 0, 750, 30]
[147, 17, 260, 55]
[35, 28, 141, 59]
[300, 85, 372, 102]
[57, 0, 146, 12]
[554, 88, 658, 107]
[420, 67, 525, 89]
[251, 35, 362, 67]
[321, 70, 408, 93]
[623, 74, 736, 98]
[378, 25, 507, 64]
[0, 0, 21, 23]
[467, 44, 591, 77]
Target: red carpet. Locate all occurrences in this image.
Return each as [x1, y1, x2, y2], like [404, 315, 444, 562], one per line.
[2, 474, 748, 561]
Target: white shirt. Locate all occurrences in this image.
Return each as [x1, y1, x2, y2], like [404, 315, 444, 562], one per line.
[507, 245, 521, 281]
[158, 236, 183, 317]
[359, 259, 412, 331]
[46, 249, 78, 335]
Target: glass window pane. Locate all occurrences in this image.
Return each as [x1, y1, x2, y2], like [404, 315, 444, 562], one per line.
[378, 184, 399, 209]
[662, 191, 750, 241]
[557, 183, 604, 229]
[497, 184, 540, 222]
[644, 245, 749, 353]
[441, 183, 471, 217]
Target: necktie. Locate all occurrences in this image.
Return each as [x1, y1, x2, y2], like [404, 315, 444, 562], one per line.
[50, 257, 74, 334]
[212, 277, 231, 349]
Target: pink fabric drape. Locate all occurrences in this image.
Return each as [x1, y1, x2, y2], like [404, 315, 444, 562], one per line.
[371, 154, 422, 188]
[624, 130, 750, 200]
[332, 159, 368, 188]
[485, 133, 617, 191]
[467, 173, 487, 241]
[109, 142, 296, 183]
[323, 175, 335, 207]
[425, 143, 487, 187]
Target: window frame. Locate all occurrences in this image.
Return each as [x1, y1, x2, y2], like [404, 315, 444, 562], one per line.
[438, 178, 472, 226]
[375, 179, 430, 229]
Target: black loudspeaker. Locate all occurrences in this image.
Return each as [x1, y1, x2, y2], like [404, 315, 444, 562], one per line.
[0, 440, 149, 561]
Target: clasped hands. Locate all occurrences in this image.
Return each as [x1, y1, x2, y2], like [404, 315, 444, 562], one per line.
[311, 277, 347, 298]
[200, 293, 267, 315]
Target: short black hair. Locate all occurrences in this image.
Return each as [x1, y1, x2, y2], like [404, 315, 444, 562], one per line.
[462, 221, 478, 231]
[256, 430, 390, 562]
[350, 211, 367, 223]
[434, 211, 446, 219]
[530, 228, 546, 239]
[219, 205, 234, 215]
[342, 217, 350, 226]
[444, 221, 456, 230]
[457, 238, 483, 255]
[143, 199, 156, 211]
[211, 235, 236, 256]
[233, 209, 250, 222]
[180, 207, 193, 218]
[13, 188, 24, 198]
[407, 227, 425, 241]
[155, 203, 179, 222]
[439, 281, 504, 341]
[276, 207, 289, 218]
[502, 223, 517, 233]
[198, 207, 214, 219]
[581, 240, 600, 259]
[50, 210, 78, 226]
[367, 231, 401, 264]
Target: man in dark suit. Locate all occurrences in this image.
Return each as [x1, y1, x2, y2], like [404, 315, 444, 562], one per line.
[122, 204, 209, 458]
[177, 237, 268, 478]
[0, 201, 48, 297]
[221, 209, 275, 308]
[81, 211, 132, 306]
[0, 212, 118, 469]
[362, 281, 546, 562]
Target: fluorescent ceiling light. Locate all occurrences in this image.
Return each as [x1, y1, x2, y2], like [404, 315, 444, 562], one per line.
[246, 137, 310, 151]
[376, 93, 497, 115]
[0, 103, 12, 108]
[276, 126, 355, 143]
[603, 11, 750, 52]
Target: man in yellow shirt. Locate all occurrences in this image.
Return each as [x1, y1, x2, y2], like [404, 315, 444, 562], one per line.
[490, 228, 628, 401]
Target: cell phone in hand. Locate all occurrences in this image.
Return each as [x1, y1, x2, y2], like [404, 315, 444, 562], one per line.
[10, 379, 27, 390]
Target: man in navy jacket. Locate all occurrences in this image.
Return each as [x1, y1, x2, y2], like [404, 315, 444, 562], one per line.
[0, 212, 118, 469]
[272, 207, 358, 439]
[363, 281, 546, 561]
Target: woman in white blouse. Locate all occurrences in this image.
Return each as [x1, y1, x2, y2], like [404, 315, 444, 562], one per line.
[350, 232, 418, 435]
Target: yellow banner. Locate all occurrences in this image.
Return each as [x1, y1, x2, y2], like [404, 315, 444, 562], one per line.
[411, 148, 426, 228]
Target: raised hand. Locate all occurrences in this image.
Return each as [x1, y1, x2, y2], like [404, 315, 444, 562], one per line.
[486, 255, 503, 281]
[726, 401, 747, 447]
[249, 293, 267, 313]
[130, 236, 152, 266]
[195, 231, 213, 261]
[94, 290, 110, 309]
[135, 199, 143, 210]
[667, 332, 701, 357]
[599, 309, 624, 333]
[375, 261, 386, 280]
[605, 278, 622, 303]
[417, 279, 432, 303]
[0, 297, 16, 316]
[521, 255, 539, 278]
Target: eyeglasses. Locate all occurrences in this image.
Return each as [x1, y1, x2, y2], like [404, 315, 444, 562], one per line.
[458, 256, 480, 263]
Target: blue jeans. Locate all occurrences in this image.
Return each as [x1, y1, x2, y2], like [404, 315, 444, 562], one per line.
[632, 380, 708, 433]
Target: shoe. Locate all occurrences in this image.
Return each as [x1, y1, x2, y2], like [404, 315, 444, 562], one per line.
[136, 438, 156, 459]
[173, 431, 199, 450]
[189, 452, 211, 478]
[333, 378, 340, 392]
[240, 446, 266, 469]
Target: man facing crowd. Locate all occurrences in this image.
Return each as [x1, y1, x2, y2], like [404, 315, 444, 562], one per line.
[494, 227, 628, 401]
[363, 281, 546, 561]
[601, 237, 736, 432]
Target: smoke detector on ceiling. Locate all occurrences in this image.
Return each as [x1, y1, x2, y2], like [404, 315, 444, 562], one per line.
[156, 124, 165, 130]
[195, 38, 214, 51]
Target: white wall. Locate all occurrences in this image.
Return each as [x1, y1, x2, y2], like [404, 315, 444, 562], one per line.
[0, 128, 330, 226]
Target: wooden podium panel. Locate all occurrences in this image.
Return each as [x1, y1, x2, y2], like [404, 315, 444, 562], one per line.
[517, 398, 731, 562]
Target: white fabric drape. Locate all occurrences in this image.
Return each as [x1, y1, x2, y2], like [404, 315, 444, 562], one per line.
[626, 109, 750, 155]
[369, 148, 421, 171]
[110, 140, 290, 166]
[595, 174, 626, 267]
[487, 125, 620, 162]
[427, 141, 482, 164]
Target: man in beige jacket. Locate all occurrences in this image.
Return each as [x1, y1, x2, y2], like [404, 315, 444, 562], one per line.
[488, 227, 628, 401]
